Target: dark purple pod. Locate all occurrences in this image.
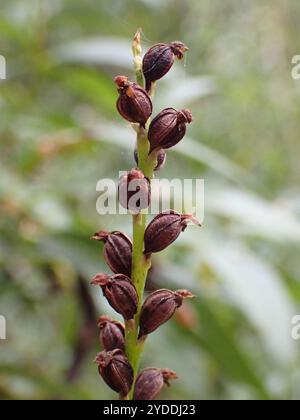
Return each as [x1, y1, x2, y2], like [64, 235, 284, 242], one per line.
[139, 289, 194, 337]
[134, 147, 166, 171]
[144, 210, 201, 254]
[134, 367, 178, 400]
[148, 108, 192, 153]
[98, 315, 125, 351]
[115, 75, 152, 126]
[95, 349, 133, 396]
[91, 273, 138, 320]
[91, 230, 132, 277]
[142, 41, 188, 92]
[118, 168, 150, 214]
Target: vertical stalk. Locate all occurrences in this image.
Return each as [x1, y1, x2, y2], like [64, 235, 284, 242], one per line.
[124, 29, 156, 400]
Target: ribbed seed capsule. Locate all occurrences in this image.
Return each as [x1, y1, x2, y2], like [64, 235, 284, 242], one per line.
[91, 230, 132, 277]
[148, 108, 192, 153]
[115, 75, 152, 126]
[139, 289, 194, 337]
[142, 41, 188, 92]
[144, 210, 201, 254]
[118, 168, 150, 214]
[134, 368, 178, 400]
[134, 147, 166, 171]
[95, 349, 133, 396]
[98, 315, 125, 351]
[91, 273, 138, 320]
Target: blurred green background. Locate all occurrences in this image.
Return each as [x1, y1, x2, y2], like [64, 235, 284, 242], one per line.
[1, 0, 300, 400]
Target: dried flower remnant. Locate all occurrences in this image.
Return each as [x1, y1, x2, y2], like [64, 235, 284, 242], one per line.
[115, 75, 152, 126]
[91, 273, 138, 320]
[95, 349, 133, 396]
[144, 210, 201, 254]
[134, 147, 166, 171]
[148, 108, 192, 153]
[134, 368, 178, 400]
[98, 316, 125, 351]
[91, 231, 132, 277]
[139, 289, 195, 337]
[118, 168, 150, 214]
[142, 41, 188, 92]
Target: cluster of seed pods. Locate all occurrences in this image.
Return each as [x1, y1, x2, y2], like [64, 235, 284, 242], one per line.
[91, 35, 200, 399]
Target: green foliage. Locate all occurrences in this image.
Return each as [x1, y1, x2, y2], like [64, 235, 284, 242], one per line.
[1, 0, 300, 400]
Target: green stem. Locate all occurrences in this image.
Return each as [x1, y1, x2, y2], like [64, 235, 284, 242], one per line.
[132, 28, 144, 88]
[124, 30, 156, 400]
[125, 131, 153, 399]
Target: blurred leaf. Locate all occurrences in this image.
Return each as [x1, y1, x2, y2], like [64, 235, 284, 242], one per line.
[82, 120, 246, 181]
[38, 234, 104, 278]
[156, 71, 217, 107]
[61, 68, 116, 114]
[0, 363, 90, 400]
[52, 37, 132, 69]
[179, 298, 270, 399]
[207, 187, 300, 242]
[196, 236, 296, 364]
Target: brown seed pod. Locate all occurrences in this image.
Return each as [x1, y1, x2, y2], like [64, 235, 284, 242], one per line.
[134, 147, 167, 171]
[98, 315, 125, 351]
[134, 367, 178, 400]
[115, 75, 152, 126]
[139, 289, 194, 337]
[144, 210, 201, 254]
[148, 108, 192, 153]
[91, 230, 132, 277]
[142, 41, 188, 92]
[91, 273, 138, 320]
[118, 168, 150, 214]
[95, 349, 133, 396]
